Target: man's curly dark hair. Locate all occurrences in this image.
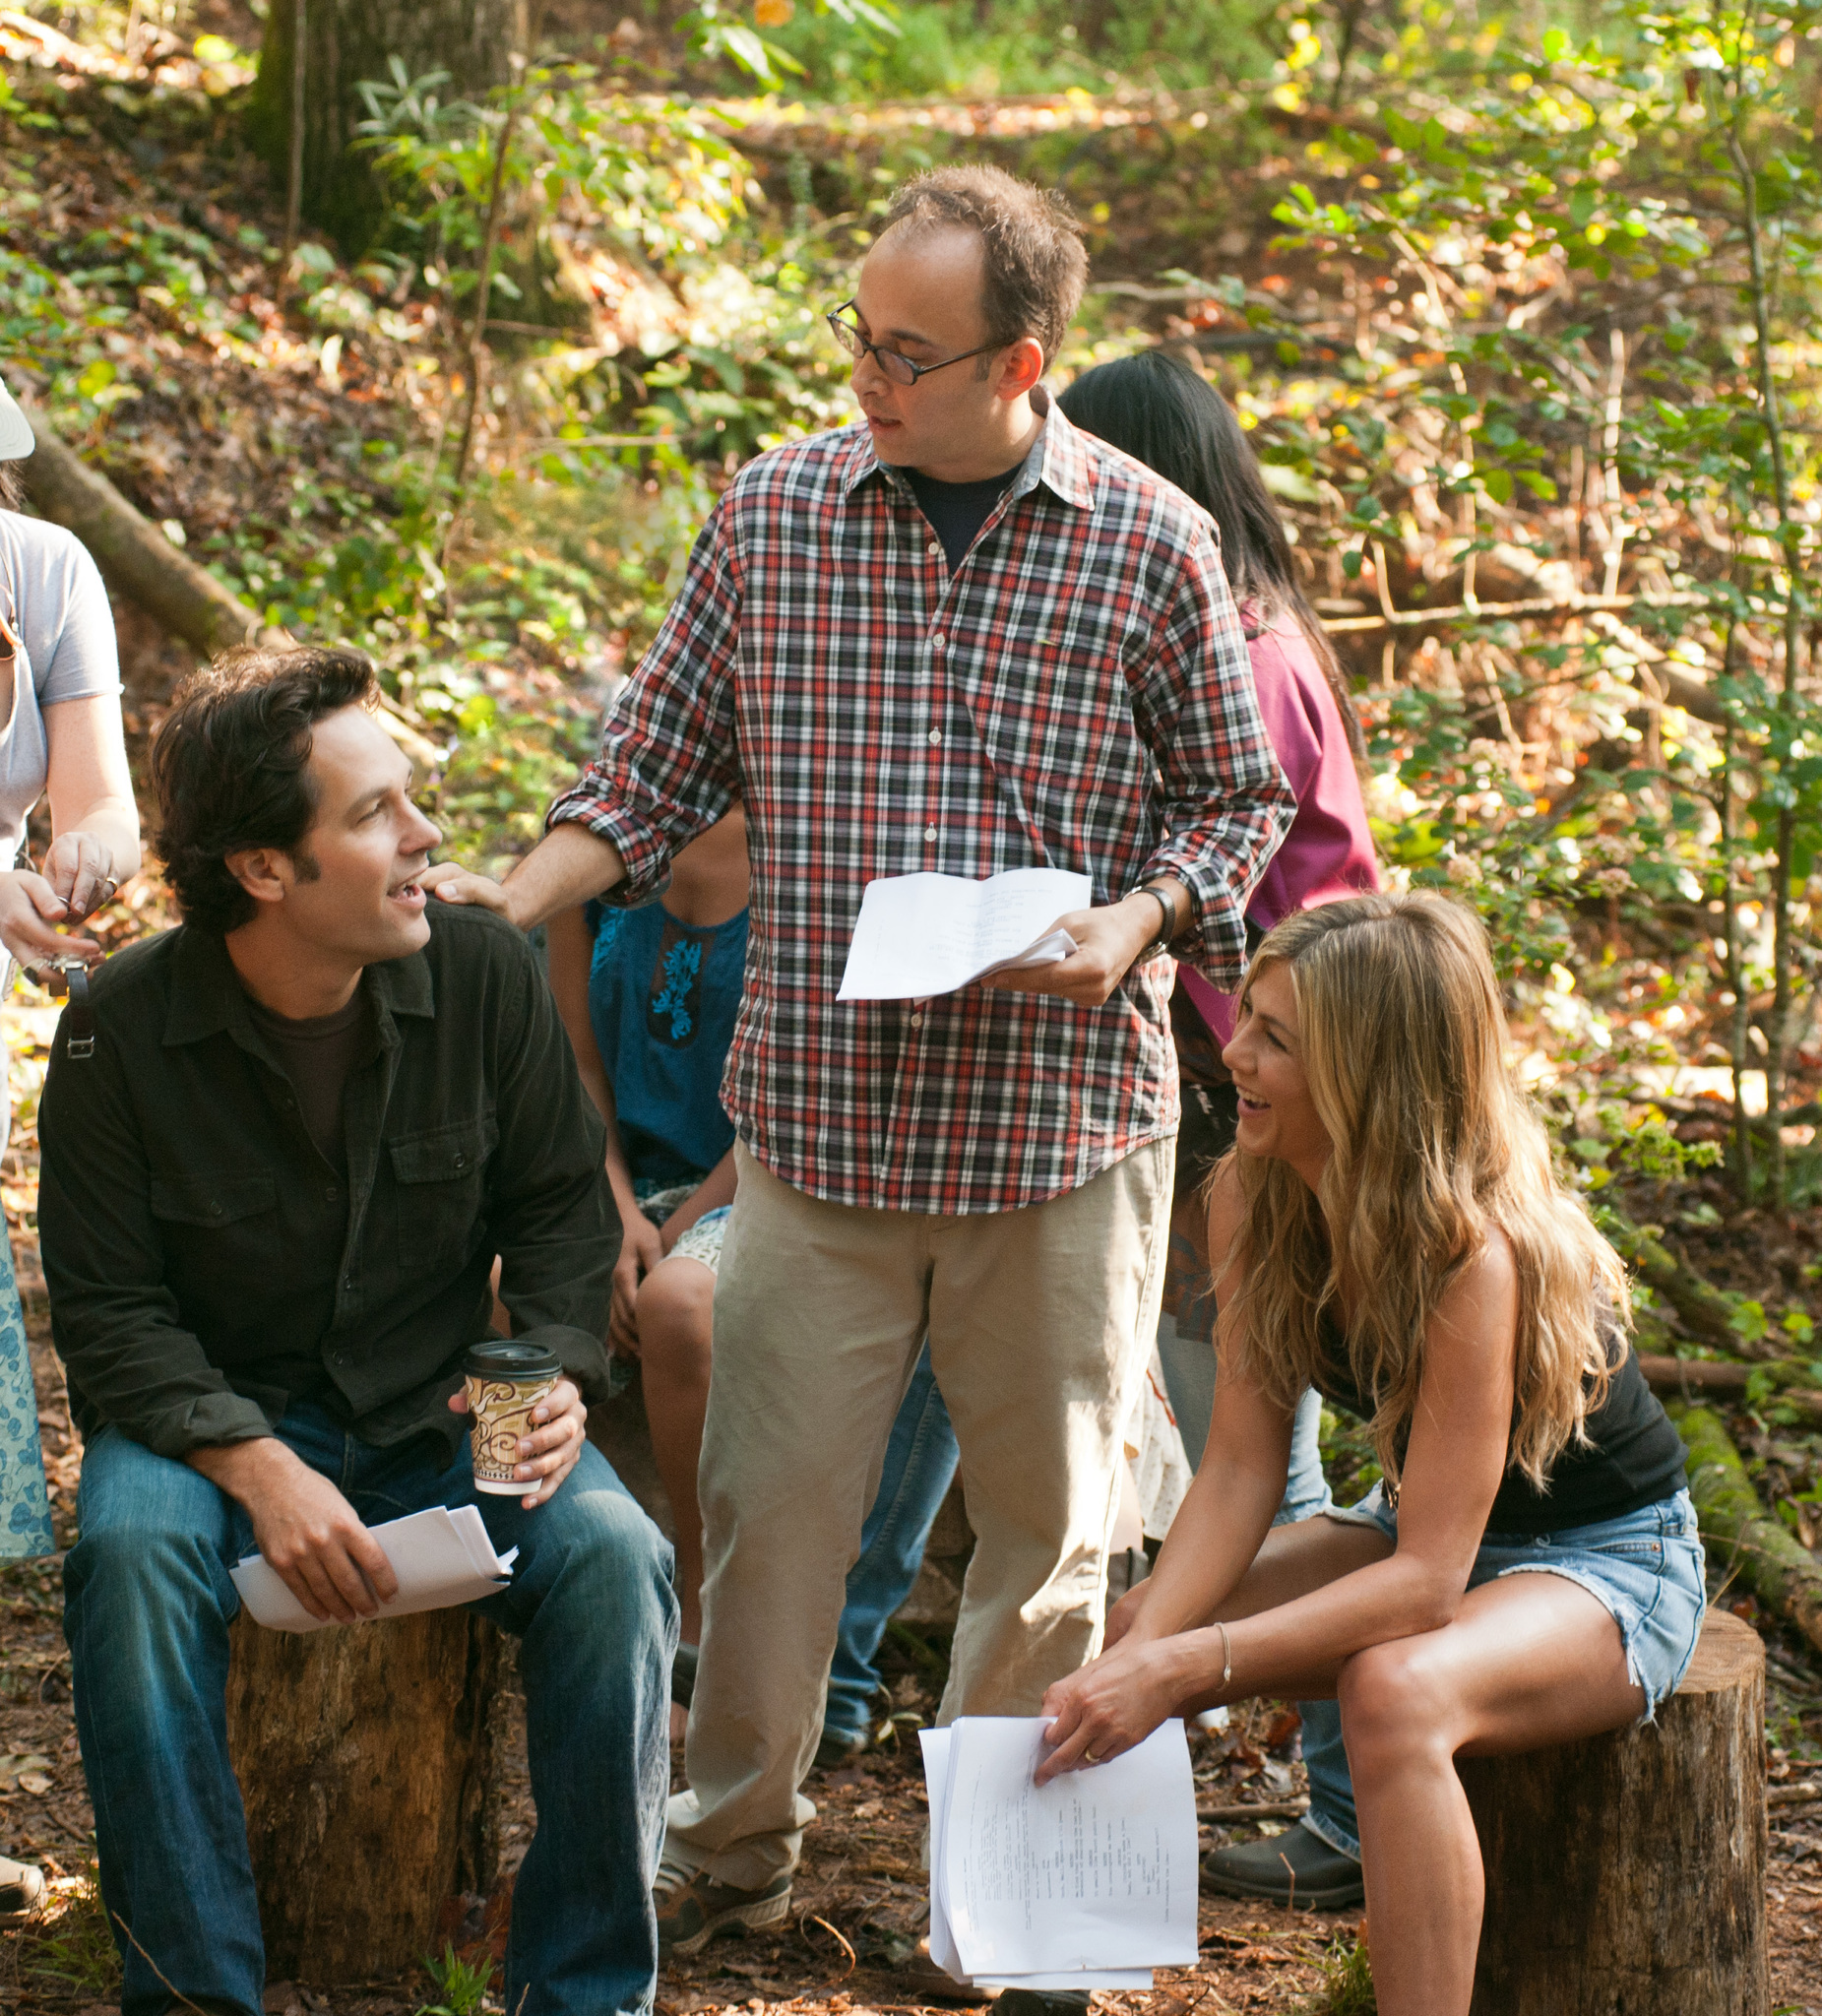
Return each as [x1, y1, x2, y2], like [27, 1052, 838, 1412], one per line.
[151, 644, 379, 934]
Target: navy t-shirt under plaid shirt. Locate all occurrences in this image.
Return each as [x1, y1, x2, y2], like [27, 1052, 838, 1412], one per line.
[547, 395, 1295, 1217]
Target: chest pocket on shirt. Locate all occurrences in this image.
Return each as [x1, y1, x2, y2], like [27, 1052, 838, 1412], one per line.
[387, 1116, 496, 1256]
[150, 1174, 280, 1284]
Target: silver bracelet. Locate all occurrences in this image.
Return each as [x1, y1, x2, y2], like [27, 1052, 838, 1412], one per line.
[1217, 1618, 1232, 1692]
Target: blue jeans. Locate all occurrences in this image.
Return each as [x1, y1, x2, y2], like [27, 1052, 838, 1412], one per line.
[1155, 1312, 1362, 1859]
[64, 1405, 677, 2016]
[823, 1341, 960, 1745]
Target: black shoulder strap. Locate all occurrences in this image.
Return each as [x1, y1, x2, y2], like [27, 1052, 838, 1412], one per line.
[63, 964, 94, 1061]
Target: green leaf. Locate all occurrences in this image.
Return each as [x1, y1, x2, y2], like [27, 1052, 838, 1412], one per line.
[1729, 1299, 1769, 1345]
[1480, 468, 1514, 504]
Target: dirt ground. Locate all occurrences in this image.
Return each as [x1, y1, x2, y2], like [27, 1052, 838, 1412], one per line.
[0, 1304, 1817, 2016]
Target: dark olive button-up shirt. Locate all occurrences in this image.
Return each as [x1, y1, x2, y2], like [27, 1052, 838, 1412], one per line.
[38, 906, 619, 1461]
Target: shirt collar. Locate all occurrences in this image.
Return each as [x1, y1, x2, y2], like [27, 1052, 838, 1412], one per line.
[162, 924, 436, 1048]
[840, 387, 1096, 512]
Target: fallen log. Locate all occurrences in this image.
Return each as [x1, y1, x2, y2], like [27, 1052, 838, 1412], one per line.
[1638, 1354, 1822, 1425]
[15, 404, 445, 768]
[18, 401, 267, 658]
[1630, 1233, 1744, 1347]
[1669, 1403, 1822, 1657]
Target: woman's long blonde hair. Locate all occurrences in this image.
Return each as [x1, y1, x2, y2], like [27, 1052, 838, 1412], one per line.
[1221, 892, 1628, 1494]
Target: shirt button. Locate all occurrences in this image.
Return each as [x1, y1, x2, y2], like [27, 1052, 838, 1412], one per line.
[930, 633, 945, 653]
[926, 540, 940, 557]
[208, 1202, 222, 1217]
[325, 1185, 339, 1202]
[454, 1153, 467, 1170]
[928, 728, 942, 745]
[924, 824, 938, 843]
[911, 1012, 924, 1029]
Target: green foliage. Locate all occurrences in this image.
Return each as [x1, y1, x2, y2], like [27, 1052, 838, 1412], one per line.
[1259, 0, 1822, 1197]
[23, 1864, 121, 1996]
[1318, 1406, 1382, 1504]
[1298, 1932, 1376, 2014]
[417, 1942, 494, 2016]
[5, 0, 1822, 1180]
[683, 0, 899, 92]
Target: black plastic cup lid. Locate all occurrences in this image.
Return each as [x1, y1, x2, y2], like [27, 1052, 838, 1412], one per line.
[464, 1341, 561, 1380]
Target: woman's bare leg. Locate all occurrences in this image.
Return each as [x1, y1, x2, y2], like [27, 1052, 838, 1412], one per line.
[1338, 1572, 1645, 2016]
[635, 1257, 717, 1647]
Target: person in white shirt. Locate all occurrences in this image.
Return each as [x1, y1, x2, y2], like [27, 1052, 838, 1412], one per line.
[0, 371, 141, 1922]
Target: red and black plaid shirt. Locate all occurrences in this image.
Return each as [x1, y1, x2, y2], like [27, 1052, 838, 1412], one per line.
[548, 400, 1293, 1214]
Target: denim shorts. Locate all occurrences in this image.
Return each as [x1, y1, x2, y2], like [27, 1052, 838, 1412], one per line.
[1325, 1483, 1707, 1722]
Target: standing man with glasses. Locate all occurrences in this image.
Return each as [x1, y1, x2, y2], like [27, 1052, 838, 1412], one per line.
[425, 165, 1293, 1987]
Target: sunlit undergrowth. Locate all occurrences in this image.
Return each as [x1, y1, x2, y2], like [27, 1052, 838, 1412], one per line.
[2, 0, 1820, 1217]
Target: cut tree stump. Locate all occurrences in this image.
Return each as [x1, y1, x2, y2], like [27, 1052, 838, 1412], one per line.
[224, 1609, 504, 1983]
[1460, 1607, 1766, 2015]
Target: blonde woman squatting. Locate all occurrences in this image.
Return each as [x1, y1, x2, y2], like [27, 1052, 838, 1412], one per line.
[1036, 892, 1704, 2015]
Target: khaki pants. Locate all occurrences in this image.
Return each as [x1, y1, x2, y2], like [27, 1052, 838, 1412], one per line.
[664, 1135, 1175, 1888]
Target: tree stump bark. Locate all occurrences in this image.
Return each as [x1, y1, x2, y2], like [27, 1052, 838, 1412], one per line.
[1460, 1607, 1767, 2015]
[224, 1609, 504, 1984]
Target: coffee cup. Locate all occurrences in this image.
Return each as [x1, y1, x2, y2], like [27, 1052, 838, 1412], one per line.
[463, 1341, 562, 1495]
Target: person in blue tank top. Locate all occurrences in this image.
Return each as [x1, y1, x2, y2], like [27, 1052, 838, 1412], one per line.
[1033, 894, 1702, 2016]
[547, 804, 959, 1759]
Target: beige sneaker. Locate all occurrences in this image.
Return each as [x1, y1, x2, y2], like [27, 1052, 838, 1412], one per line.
[653, 1858, 791, 1957]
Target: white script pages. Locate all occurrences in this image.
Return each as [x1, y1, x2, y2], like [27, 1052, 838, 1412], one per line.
[919, 1717, 1200, 1989]
[836, 868, 1091, 1002]
[229, 1505, 517, 1632]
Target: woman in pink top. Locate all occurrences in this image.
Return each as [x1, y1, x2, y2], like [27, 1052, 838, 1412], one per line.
[1060, 347, 1380, 1913]
[1062, 349, 1378, 1057]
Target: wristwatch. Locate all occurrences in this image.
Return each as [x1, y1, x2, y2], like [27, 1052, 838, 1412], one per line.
[1135, 881, 1183, 961]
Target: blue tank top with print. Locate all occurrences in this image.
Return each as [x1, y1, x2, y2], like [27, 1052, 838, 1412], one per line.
[586, 898, 749, 1187]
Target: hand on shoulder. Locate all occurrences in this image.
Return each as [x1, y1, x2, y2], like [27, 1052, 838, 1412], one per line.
[420, 861, 511, 914]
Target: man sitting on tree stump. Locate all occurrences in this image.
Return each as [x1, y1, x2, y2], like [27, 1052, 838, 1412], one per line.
[37, 646, 676, 2016]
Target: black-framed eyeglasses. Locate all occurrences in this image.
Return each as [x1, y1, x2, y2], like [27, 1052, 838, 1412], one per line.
[825, 301, 1002, 387]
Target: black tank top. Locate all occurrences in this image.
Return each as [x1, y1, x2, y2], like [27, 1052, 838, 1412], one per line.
[1313, 1305, 1687, 1534]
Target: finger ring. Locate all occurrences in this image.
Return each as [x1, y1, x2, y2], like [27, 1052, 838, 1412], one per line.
[1084, 1748, 1100, 1763]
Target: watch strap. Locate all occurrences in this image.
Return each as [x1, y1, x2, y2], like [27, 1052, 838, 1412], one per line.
[1136, 883, 1179, 961]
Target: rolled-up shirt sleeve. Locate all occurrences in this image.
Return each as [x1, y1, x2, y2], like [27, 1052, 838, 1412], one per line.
[545, 504, 745, 908]
[1130, 535, 1295, 986]
[39, 1016, 273, 1459]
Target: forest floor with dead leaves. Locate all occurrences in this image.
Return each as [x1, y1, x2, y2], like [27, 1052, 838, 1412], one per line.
[0, 1292, 1816, 2015]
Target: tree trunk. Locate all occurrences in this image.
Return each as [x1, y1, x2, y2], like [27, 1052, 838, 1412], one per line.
[1460, 1608, 1767, 2015]
[224, 1609, 505, 1984]
[250, 0, 527, 252]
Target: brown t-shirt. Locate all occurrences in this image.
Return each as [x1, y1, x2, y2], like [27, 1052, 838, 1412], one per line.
[243, 989, 369, 1170]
